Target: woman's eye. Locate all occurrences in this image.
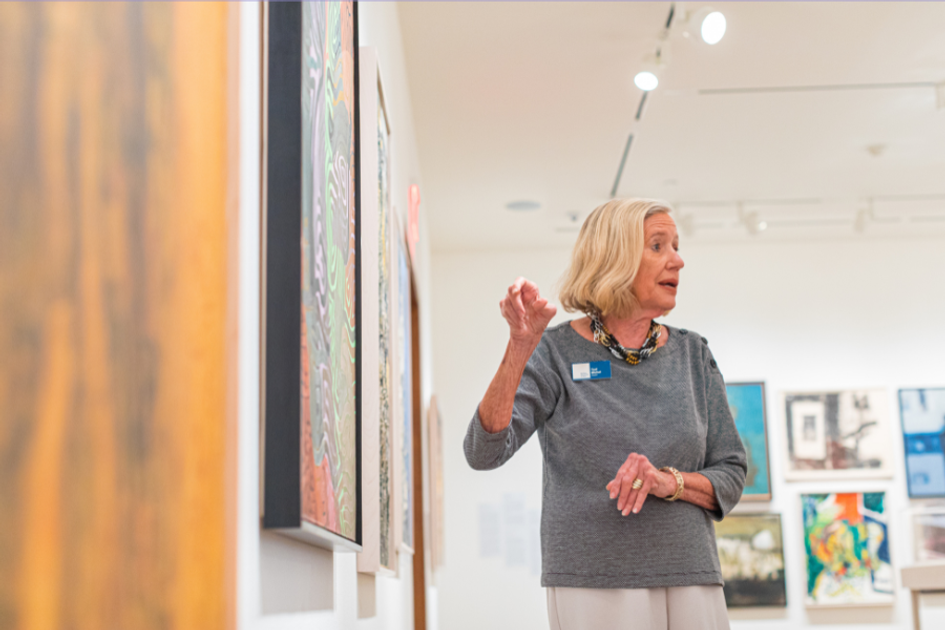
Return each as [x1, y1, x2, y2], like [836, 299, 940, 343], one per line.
[652, 243, 661, 252]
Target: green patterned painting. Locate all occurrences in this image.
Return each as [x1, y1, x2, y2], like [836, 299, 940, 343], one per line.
[300, 0, 357, 540]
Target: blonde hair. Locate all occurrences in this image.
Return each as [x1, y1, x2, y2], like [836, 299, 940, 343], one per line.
[558, 198, 673, 318]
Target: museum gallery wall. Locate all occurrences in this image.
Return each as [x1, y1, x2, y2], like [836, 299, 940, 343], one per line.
[0, 3, 236, 628]
[715, 380, 945, 611]
[262, 0, 431, 590]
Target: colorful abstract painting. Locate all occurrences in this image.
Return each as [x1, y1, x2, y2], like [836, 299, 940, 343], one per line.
[912, 508, 945, 562]
[783, 389, 893, 480]
[899, 388, 945, 498]
[715, 514, 786, 607]
[300, 0, 357, 541]
[726, 383, 771, 501]
[377, 90, 394, 568]
[802, 492, 894, 606]
[398, 240, 414, 549]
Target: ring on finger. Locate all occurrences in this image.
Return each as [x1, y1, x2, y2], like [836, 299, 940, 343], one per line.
[631, 478, 643, 490]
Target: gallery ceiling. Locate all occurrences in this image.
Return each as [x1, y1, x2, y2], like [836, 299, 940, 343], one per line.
[397, 1, 945, 250]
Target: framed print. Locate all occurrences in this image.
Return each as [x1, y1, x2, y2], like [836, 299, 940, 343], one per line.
[781, 389, 893, 481]
[911, 507, 945, 562]
[801, 492, 894, 607]
[726, 382, 771, 501]
[899, 387, 945, 498]
[714, 513, 786, 607]
[262, 1, 361, 551]
[396, 230, 414, 552]
[357, 46, 396, 575]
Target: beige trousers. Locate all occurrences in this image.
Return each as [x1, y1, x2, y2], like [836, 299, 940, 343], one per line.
[546, 585, 730, 630]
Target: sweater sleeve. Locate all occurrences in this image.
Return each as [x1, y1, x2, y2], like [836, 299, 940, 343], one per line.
[698, 345, 748, 521]
[464, 337, 561, 471]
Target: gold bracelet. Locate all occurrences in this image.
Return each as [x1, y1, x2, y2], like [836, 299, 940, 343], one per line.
[659, 466, 684, 502]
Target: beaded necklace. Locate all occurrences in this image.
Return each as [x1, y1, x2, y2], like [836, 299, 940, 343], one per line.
[588, 312, 662, 365]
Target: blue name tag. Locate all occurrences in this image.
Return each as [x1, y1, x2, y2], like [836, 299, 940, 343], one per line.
[571, 361, 612, 381]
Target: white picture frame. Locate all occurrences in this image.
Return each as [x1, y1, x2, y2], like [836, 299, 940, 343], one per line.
[780, 389, 894, 481]
[358, 46, 397, 576]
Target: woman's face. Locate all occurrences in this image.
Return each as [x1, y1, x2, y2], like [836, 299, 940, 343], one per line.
[631, 213, 685, 315]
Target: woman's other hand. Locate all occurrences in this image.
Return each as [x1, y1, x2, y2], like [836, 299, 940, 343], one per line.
[606, 453, 676, 516]
[500, 277, 557, 349]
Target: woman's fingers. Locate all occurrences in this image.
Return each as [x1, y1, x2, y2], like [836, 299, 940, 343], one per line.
[520, 280, 540, 307]
[616, 460, 639, 512]
[631, 475, 655, 514]
[609, 459, 632, 499]
[608, 454, 659, 516]
[509, 281, 526, 317]
[501, 277, 557, 341]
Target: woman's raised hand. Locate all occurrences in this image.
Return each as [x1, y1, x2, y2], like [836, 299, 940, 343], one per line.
[499, 277, 557, 348]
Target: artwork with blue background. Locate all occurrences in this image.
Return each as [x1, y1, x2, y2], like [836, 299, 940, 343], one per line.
[726, 383, 771, 500]
[900, 388, 945, 498]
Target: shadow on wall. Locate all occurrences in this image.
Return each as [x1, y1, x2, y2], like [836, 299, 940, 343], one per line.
[260, 532, 334, 614]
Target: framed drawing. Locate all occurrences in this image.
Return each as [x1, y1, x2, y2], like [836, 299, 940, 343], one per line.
[714, 513, 786, 607]
[911, 507, 945, 562]
[725, 382, 771, 501]
[781, 389, 893, 481]
[899, 387, 945, 498]
[801, 492, 894, 607]
[262, 1, 360, 551]
[396, 230, 414, 553]
[357, 46, 396, 575]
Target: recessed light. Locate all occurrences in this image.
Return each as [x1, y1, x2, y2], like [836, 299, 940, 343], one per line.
[506, 200, 541, 211]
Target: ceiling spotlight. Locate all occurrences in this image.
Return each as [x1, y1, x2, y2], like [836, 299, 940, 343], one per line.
[737, 203, 766, 235]
[744, 212, 767, 235]
[680, 7, 727, 45]
[700, 11, 726, 45]
[634, 71, 659, 91]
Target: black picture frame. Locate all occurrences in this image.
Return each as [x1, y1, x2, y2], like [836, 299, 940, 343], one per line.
[262, 1, 361, 552]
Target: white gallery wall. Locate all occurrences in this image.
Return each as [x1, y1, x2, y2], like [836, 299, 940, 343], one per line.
[237, 3, 436, 630]
[432, 232, 945, 630]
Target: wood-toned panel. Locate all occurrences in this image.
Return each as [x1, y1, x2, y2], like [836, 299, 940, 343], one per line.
[0, 3, 234, 629]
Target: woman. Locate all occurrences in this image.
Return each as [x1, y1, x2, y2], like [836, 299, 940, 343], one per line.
[464, 199, 747, 630]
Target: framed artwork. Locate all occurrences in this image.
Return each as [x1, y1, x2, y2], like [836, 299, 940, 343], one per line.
[357, 46, 396, 575]
[714, 513, 786, 607]
[0, 3, 235, 625]
[899, 388, 945, 497]
[781, 389, 893, 481]
[262, 1, 360, 551]
[802, 492, 894, 607]
[911, 507, 945, 562]
[428, 397, 446, 570]
[396, 231, 414, 552]
[725, 382, 771, 501]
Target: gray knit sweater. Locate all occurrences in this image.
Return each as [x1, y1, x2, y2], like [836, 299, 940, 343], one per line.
[464, 321, 747, 589]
